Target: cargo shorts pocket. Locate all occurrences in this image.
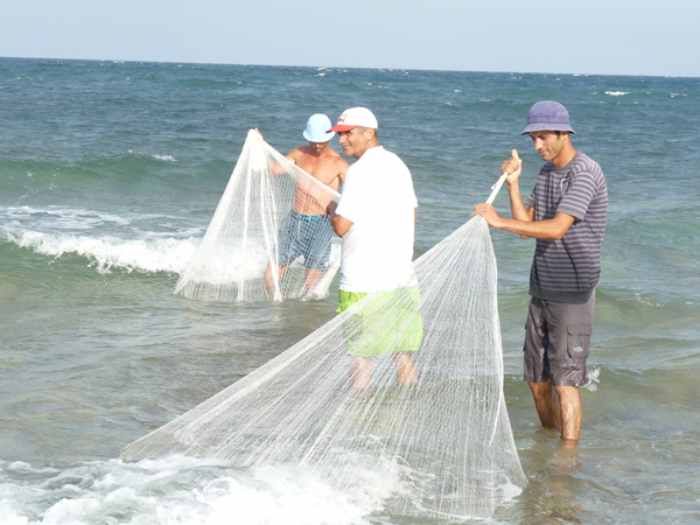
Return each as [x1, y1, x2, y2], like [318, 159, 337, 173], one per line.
[566, 324, 591, 364]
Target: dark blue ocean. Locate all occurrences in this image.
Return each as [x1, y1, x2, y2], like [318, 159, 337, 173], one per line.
[1, 57, 699, 524]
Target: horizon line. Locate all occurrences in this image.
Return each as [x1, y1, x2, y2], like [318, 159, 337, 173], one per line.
[1, 54, 698, 80]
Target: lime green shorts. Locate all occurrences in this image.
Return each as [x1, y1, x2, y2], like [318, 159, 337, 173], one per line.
[336, 288, 424, 358]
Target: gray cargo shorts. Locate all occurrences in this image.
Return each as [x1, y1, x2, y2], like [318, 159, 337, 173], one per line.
[523, 293, 595, 387]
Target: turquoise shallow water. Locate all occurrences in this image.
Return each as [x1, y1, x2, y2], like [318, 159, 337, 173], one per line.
[1, 57, 699, 523]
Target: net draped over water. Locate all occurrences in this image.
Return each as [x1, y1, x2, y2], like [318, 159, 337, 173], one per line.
[125, 186, 527, 519]
[176, 130, 341, 302]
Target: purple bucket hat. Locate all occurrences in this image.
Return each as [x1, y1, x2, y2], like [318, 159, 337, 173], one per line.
[521, 101, 575, 135]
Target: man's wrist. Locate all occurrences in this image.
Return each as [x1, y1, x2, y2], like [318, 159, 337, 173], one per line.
[490, 214, 505, 229]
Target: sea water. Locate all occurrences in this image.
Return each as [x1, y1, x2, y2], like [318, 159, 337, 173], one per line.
[1, 58, 699, 524]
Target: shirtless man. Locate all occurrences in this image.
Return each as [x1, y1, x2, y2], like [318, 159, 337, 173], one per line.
[265, 113, 348, 298]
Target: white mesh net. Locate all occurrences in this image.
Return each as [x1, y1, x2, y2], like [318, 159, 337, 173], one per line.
[176, 130, 341, 302]
[125, 196, 526, 519]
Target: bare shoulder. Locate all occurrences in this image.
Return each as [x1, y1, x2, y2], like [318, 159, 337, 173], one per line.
[329, 152, 348, 181]
[323, 148, 346, 165]
[287, 146, 304, 161]
[336, 155, 349, 172]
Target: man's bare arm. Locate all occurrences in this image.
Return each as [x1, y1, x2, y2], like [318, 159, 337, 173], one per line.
[286, 148, 301, 163]
[475, 204, 574, 240]
[331, 214, 353, 237]
[327, 201, 353, 236]
[501, 149, 534, 222]
[337, 158, 349, 185]
[507, 183, 535, 222]
[495, 212, 574, 240]
[267, 148, 298, 176]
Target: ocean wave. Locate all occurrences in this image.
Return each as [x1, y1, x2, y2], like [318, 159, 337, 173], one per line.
[1, 205, 202, 237]
[604, 90, 629, 96]
[0, 454, 406, 525]
[0, 153, 196, 194]
[151, 153, 177, 162]
[2, 229, 199, 274]
[2, 205, 132, 230]
[127, 150, 177, 162]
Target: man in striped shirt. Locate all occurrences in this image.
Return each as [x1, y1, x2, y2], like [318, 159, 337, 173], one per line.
[475, 101, 608, 447]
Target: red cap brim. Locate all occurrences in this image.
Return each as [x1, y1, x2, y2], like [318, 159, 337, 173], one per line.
[328, 124, 355, 132]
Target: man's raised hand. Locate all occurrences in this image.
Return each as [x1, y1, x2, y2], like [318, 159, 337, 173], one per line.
[501, 149, 523, 186]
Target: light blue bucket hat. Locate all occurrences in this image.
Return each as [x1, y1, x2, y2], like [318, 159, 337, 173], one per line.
[303, 113, 335, 143]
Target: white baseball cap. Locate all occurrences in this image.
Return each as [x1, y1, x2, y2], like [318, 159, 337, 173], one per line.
[328, 107, 378, 132]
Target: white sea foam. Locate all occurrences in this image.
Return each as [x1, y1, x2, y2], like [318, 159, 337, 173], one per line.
[583, 366, 601, 392]
[151, 154, 177, 162]
[0, 205, 211, 274]
[2, 205, 131, 229]
[178, 241, 269, 284]
[605, 90, 629, 96]
[634, 292, 664, 308]
[126, 149, 177, 162]
[2, 205, 198, 233]
[0, 505, 29, 525]
[0, 455, 405, 525]
[7, 461, 59, 475]
[4, 229, 199, 274]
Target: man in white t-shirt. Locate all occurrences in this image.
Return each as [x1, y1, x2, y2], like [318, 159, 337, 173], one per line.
[327, 107, 422, 390]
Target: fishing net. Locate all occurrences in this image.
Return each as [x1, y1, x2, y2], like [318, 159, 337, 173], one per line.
[123, 170, 526, 519]
[176, 130, 341, 302]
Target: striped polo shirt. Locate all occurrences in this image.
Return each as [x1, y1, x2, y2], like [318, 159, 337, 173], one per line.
[526, 152, 608, 304]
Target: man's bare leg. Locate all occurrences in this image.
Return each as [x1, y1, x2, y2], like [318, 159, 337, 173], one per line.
[555, 385, 582, 444]
[529, 382, 582, 443]
[393, 353, 417, 385]
[550, 385, 563, 431]
[264, 263, 287, 299]
[351, 357, 374, 390]
[302, 268, 324, 296]
[528, 382, 558, 430]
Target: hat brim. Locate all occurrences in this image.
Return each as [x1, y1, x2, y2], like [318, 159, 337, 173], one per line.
[521, 123, 575, 135]
[328, 124, 356, 133]
[303, 130, 335, 143]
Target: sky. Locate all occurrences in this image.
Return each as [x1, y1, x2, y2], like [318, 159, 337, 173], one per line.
[1, 1, 699, 77]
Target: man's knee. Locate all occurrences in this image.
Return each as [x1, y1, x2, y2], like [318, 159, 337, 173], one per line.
[554, 384, 581, 405]
[554, 384, 579, 396]
[392, 352, 412, 364]
[528, 381, 551, 400]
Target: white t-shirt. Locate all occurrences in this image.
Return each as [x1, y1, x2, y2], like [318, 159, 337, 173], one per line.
[335, 146, 418, 292]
